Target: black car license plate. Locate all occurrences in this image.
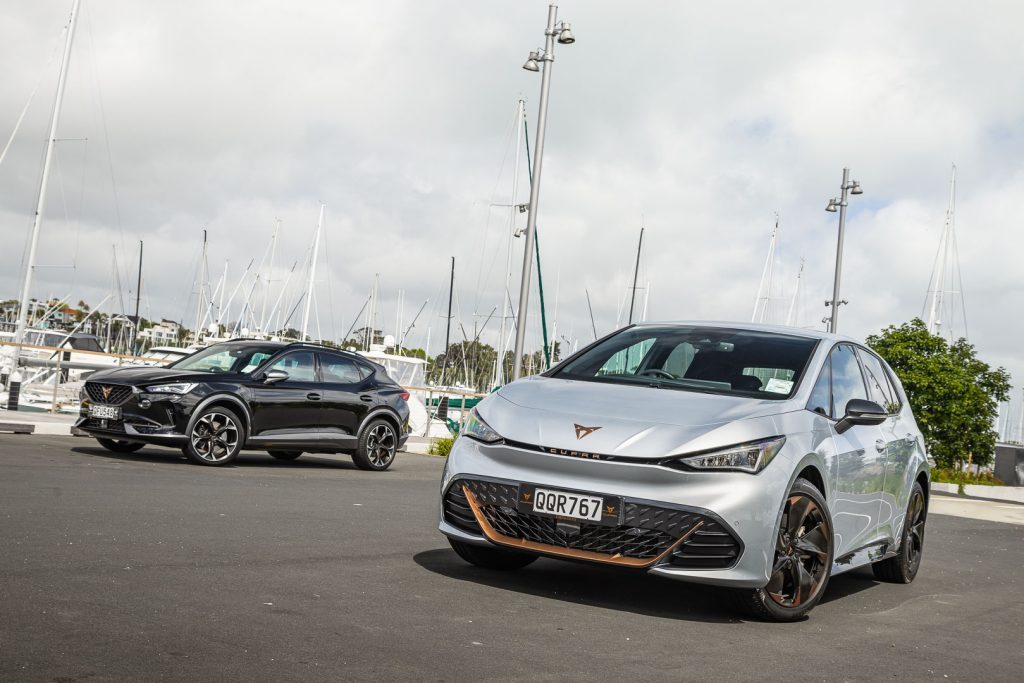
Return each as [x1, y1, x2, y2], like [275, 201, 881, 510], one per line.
[517, 484, 623, 526]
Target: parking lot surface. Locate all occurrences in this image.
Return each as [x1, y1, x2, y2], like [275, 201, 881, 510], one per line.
[1, 435, 1022, 681]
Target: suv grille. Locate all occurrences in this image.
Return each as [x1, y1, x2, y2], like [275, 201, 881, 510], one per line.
[445, 479, 739, 566]
[85, 382, 133, 405]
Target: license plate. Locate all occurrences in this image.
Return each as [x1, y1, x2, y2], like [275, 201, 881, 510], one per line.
[89, 404, 121, 420]
[518, 484, 622, 526]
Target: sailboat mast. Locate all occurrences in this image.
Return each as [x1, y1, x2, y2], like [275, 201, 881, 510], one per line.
[927, 165, 956, 336]
[627, 226, 644, 325]
[443, 257, 455, 383]
[498, 98, 525, 387]
[302, 203, 324, 341]
[14, 0, 82, 343]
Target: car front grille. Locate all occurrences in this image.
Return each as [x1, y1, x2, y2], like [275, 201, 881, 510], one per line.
[83, 418, 125, 433]
[445, 478, 739, 566]
[84, 382, 133, 405]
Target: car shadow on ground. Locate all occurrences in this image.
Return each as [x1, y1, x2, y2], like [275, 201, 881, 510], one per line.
[68, 445, 362, 470]
[414, 548, 884, 623]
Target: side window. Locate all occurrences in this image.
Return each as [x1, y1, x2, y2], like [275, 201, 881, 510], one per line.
[356, 363, 374, 381]
[267, 351, 317, 382]
[320, 355, 363, 384]
[806, 356, 831, 417]
[830, 344, 867, 417]
[857, 349, 899, 414]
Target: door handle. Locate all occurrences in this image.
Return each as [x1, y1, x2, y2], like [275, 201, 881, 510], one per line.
[875, 439, 886, 453]
[359, 395, 374, 403]
[307, 393, 322, 401]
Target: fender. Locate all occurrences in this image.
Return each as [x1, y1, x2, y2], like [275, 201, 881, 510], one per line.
[186, 393, 254, 437]
[358, 406, 405, 439]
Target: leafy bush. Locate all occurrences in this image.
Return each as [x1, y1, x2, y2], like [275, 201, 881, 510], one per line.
[931, 467, 1004, 487]
[429, 437, 454, 457]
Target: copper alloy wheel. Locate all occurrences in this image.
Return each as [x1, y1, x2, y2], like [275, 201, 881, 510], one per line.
[365, 423, 396, 468]
[905, 487, 926, 571]
[190, 411, 240, 463]
[766, 494, 831, 608]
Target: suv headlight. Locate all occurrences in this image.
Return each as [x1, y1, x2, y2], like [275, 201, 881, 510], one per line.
[463, 408, 503, 444]
[666, 436, 786, 474]
[145, 383, 197, 395]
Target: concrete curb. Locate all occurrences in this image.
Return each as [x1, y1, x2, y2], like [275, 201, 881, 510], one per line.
[931, 481, 1024, 506]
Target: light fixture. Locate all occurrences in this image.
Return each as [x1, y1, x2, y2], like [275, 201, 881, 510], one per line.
[557, 23, 575, 44]
[826, 199, 839, 212]
[850, 180, 863, 195]
[522, 51, 540, 72]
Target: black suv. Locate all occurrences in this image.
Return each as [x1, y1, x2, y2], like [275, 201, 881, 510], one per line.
[75, 340, 410, 470]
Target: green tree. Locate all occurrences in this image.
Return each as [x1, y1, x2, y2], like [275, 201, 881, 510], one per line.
[866, 318, 1010, 468]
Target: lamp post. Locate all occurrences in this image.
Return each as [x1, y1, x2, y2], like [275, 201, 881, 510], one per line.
[511, 4, 575, 381]
[824, 167, 863, 333]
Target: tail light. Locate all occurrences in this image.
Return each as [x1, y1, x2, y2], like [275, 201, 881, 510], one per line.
[400, 391, 410, 402]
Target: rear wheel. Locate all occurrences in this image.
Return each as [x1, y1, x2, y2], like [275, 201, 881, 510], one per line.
[352, 418, 397, 471]
[268, 450, 302, 461]
[183, 407, 244, 466]
[449, 538, 537, 570]
[95, 438, 145, 453]
[735, 478, 834, 622]
[872, 482, 926, 583]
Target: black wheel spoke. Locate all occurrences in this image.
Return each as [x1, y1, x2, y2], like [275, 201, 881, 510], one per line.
[794, 524, 828, 561]
[787, 496, 812, 537]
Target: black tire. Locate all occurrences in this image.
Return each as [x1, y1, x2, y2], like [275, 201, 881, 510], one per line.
[449, 537, 538, 570]
[95, 438, 145, 453]
[872, 481, 926, 583]
[352, 418, 398, 471]
[734, 478, 834, 622]
[268, 450, 302, 461]
[182, 406, 245, 467]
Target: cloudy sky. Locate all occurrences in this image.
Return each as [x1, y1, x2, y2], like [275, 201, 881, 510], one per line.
[2, 1, 1023, 424]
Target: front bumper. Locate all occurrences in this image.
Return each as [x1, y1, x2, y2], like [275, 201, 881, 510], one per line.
[439, 437, 791, 588]
[76, 384, 198, 446]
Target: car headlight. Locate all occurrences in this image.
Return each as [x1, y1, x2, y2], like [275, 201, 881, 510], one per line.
[463, 408, 503, 444]
[666, 436, 786, 474]
[145, 383, 197, 395]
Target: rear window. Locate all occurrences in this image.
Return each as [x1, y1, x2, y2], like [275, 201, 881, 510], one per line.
[551, 326, 818, 399]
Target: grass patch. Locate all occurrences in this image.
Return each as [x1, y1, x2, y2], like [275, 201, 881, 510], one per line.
[931, 467, 1004, 486]
[428, 437, 454, 457]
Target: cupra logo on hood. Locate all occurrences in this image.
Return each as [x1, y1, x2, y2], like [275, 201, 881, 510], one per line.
[574, 423, 602, 440]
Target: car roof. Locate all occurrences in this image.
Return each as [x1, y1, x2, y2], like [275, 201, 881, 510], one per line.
[632, 320, 860, 344]
[211, 339, 379, 366]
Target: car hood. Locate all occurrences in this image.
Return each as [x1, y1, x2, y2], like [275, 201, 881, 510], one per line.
[86, 366, 238, 386]
[483, 375, 791, 459]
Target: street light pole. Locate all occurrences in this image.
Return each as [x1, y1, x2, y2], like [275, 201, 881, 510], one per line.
[511, 4, 574, 381]
[825, 167, 862, 333]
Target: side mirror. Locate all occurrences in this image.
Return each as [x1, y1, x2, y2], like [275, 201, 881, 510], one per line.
[263, 369, 289, 385]
[835, 398, 888, 434]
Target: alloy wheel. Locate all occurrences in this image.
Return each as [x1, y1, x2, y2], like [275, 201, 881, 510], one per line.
[766, 493, 831, 608]
[906, 488, 926, 570]
[190, 412, 239, 463]
[365, 423, 396, 468]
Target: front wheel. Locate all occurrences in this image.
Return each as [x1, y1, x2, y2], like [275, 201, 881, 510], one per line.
[352, 418, 398, 471]
[872, 481, 926, 583]
[182, 407, 245, 466]
[734, 478, 834, 622]
[449, 538, 538, 570]
[96, 438, 145, 453]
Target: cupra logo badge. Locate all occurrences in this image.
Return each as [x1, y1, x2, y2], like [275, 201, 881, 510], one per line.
[101, 386, 113, 401]
[573, 423, 601, 440]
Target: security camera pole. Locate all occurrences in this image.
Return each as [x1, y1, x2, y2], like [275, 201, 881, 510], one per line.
[511, 4, 574, 381]
[824, 168, 863, 333]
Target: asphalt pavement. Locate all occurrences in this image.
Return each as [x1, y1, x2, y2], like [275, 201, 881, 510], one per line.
[1, 434, 1022, 682]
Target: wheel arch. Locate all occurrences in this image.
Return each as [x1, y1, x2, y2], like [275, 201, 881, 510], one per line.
[358, 407, 402, 440]
[187, 393, 252, 437]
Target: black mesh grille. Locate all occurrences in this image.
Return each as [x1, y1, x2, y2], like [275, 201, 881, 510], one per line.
[85, 382, 133, 405]
[83, 418, 125, 433]
[446, 479, 734, 563]
[670, 519, 742, 569]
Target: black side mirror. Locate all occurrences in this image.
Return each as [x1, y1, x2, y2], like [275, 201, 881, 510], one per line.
[263, 369, 289, 385]
[835, 398, 888, 434]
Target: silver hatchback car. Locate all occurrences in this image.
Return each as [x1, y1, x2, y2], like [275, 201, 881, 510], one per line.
[438, 322, 929, 621]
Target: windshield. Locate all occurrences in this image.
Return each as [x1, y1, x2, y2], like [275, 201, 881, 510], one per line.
[551, 325, 818, 400]
[168, 344, 280, 374]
